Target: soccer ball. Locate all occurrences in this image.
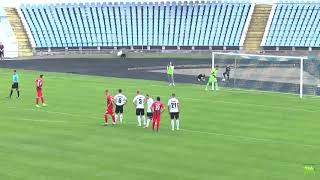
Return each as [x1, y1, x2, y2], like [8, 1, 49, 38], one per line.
[222, 78, 226, 82]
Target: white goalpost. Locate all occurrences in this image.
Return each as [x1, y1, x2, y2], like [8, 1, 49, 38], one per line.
[212, 52, 308, 98]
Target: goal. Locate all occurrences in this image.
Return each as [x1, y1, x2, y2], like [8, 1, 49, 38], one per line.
[211, 52, 319, 98]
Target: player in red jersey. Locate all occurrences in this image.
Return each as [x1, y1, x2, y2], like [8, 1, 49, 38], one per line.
[151, 96, 165, 132]
[104, 90, 116, 126]
[35, 74, 46, 107]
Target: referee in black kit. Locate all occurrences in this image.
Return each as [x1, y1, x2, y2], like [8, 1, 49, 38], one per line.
[9, 70, 20, 98]
[223, 65, 231, 81]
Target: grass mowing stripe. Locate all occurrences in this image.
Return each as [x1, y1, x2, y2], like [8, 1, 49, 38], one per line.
[5, 106, 320, 149]
[2, 68, 317, 100]
[4, 80, 320, 113]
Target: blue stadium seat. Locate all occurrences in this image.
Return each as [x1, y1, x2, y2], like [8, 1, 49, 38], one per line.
[21, 1, 251, 48]
[265, 3, 320, 47]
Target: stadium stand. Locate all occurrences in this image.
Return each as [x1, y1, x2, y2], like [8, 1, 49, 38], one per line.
[20, 1, 251, 48]
[263, 2, 320, 48]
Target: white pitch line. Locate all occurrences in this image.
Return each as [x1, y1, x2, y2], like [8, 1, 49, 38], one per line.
[182, 97, 319, 113]
[0, 67, 319, 97]
[7, 106, 102, 120]
[2, 70, 320, 111]
[5, 83, 318, 113]
[20, 88, 320, 114]
[7, 118, 69, 123]
[5, 106, 320, 148]
[0, 68, 313, 99]
[72, 71, 318, 100]
[222, 87, 320, 99]
[6, 117, 102, 125]
[128, 64, 211, 71]
[10, 117, 68, 123]
[180, 129, 319, 148]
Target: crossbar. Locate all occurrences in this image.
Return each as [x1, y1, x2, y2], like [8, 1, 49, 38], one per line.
[212, 52, 308, 60]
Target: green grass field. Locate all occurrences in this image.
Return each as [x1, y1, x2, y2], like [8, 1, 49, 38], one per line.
[1, 68, 320, 180]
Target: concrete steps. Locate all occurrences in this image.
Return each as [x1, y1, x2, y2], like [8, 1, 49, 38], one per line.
[244, 4, 272, 51]
[4, 7, 33, 57]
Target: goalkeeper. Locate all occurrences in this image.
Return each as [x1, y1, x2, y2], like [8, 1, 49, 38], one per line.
[205, 65, 219, 91]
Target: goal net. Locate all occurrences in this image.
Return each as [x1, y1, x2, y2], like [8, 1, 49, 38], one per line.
[212, 52, 320, 98]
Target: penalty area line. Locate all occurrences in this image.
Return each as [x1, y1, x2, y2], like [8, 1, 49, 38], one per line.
[180, 129, 319, 148]
[7, 117, 68, 123]
[6, 106, 320, 148]
[4, 74, 318, 113]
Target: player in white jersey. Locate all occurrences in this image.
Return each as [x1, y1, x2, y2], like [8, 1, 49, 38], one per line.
[132, 90, 146, 127]
[144, 94, 154, 128]
[168, 93, 180, 131]
[113, 89, 127, 124]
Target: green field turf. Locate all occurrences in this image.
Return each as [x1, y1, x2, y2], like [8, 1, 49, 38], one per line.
[0, 68, 320, 180]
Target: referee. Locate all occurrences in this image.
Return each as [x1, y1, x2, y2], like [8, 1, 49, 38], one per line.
[9, 70, 20, 98]
[223, 65, 231, 81]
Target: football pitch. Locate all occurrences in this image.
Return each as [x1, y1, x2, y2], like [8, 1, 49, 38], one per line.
[0, 68, 320, 180]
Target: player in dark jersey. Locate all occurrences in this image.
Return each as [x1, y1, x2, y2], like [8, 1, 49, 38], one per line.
[197, 74, 206, 82]
[223, 65, 231, 81]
